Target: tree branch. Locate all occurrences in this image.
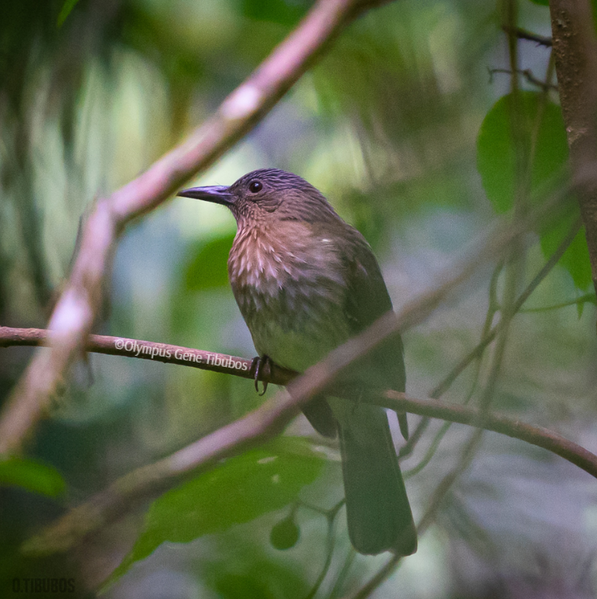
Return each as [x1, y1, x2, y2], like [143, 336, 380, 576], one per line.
[0, 327, 297, 385]
[549, 0, 597, 295]
[0, 0, 387, 455]
[378, 393, 597, 480]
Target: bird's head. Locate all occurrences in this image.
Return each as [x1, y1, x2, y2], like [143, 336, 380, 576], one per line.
[177, 168, 340, 227]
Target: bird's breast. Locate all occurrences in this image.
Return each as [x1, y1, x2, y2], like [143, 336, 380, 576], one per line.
[228, 222, 351, 371]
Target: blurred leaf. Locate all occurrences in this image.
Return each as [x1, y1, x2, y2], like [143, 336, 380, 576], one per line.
[184, 234, 236, 291]
[57, 0, 81, 27]
[240, 0, 309, 26]
[540, 215, 592, 290]
[527, 0, 548, 5]
[478, 91, 592, 291]
[106, 438, 325, 585]
[0, 457, 66, 498]
[215, 573, 274, 599]
[477, 92, 568, 213]
[209, 559, 309, 599]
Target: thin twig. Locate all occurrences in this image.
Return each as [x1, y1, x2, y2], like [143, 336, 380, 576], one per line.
[521, 293, 596, 312]
[329, 547, 357, 599]
[488, 68, 558, 92]
[416, 427, 484, 535]
[501, 25, 553, 47]
[404, 259, 503, 474]
[303, 500, 345, 599]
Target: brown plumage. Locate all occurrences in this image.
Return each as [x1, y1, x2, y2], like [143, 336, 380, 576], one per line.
[178, 168, 417, 556]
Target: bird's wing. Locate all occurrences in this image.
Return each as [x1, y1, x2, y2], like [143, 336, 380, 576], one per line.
[342, 228, 405, 388]
[343, 233, 394, 329]
[303, 222, 407, 438]
[341, 227, 408, 438]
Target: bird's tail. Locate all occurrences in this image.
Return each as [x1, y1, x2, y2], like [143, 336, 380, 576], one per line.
[337, 403, 417, 556]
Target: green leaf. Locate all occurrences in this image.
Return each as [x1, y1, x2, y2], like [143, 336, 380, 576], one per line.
[527, 0, 548, 5]
[0, 457, 66, 498]
[183, 234, 235, 291]
[57, 0, 81, 27]
[478, 93, 592, 290]
[477, 92, 569, 213]
[106, 438, 325, 585]
[540, 214, 592, 290]
[269, 514, 300, 550]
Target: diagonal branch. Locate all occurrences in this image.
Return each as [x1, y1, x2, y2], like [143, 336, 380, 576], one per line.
[0, 0, 388, 455]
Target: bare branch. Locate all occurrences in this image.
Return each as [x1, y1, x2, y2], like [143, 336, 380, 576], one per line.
[0, 327, 296, 385]
[379, 392, 597, 480]
[488, 67, 558, 92]
[0, 0, 385, 455]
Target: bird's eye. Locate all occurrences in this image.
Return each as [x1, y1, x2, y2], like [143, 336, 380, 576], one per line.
[249, 180, 263, 193]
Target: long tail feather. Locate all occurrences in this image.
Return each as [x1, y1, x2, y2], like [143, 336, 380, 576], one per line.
[337, 404, 417, 556]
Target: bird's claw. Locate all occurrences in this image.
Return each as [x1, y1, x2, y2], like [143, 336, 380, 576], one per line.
[251, 355, 272, 396]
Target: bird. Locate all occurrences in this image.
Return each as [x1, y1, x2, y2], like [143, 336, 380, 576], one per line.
[178, 168, 417, 556]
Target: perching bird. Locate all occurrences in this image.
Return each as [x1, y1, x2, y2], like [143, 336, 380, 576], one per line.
[178, 168, 416, 556]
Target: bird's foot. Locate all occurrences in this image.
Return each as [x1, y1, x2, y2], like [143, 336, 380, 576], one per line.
[251, 355, 273, 396]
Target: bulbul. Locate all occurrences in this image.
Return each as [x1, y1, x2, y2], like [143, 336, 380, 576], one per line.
[178, 168, 417, 556]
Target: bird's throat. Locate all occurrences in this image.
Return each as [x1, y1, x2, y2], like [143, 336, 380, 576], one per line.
[228, 220, 335, 292]
[227, 220, 350, 370]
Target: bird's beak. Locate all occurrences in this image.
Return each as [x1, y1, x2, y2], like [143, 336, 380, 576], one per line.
[176, 185, 234, 206]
